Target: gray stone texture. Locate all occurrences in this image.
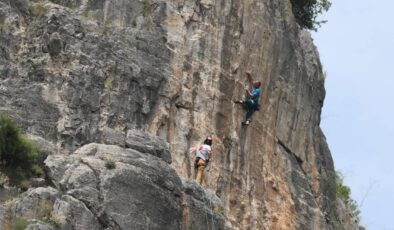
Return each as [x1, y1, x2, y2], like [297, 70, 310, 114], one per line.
[45, 143, 183, 229]
[0, 0, 170, 152]
[6, 140, 225, 230]
[13, 187, 59, 219]
[0, 0, 361, 229]
[182, 178, 227, 230]
[0, 186, 18, 204]
[0, 205, 6, 228]
[26, 220, 55, 230]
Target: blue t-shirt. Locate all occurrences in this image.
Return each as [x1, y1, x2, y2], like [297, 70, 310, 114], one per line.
[251, 88, 261, 104]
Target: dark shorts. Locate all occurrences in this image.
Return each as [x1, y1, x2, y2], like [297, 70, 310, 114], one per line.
[245, 99, 260, 110]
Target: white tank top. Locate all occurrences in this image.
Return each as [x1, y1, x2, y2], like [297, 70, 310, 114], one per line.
[196, 144, 212, 161]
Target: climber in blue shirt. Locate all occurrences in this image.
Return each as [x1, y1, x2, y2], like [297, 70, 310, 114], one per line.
[234, 71, 262, 126]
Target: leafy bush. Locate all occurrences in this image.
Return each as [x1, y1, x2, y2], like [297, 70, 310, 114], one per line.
[336, 183, 351, 201]
[0, 113, 47, 184]
[335, 171, 362, 223]
[290, 0, 332, 30]
[349, 199, 361, 223]
[335, 171, 351, 201]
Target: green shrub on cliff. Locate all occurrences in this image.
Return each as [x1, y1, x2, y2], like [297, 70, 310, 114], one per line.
[0, 112, 46, 184]
[336, 172, 350, 202]
[290, 0, 332, 30]
[335, 171, 351, 201]
[335, 172, 362, 223]
[336, 183, 351, 200]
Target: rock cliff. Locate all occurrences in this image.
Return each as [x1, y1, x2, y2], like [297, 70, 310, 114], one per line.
[0, 0, 360, 229]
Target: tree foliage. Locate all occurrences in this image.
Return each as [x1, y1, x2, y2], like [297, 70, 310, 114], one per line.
[290, 0, 332, 30]
[336, 183, 351, 200]
[335, 171, 362, 224]
[0, 112, 47, 184]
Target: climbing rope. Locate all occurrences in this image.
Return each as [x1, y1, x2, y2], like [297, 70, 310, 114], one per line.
[202, 191, 216, 230]
[208, 195, 215, 230]
[202, 194, 210, 230]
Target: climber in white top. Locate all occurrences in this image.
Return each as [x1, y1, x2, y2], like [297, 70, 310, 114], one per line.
[194, 137, 213, 185]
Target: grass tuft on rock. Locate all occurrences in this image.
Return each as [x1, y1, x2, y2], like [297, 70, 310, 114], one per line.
[104, 158, 116, 169]
[104, 79, 113, 90]
[29, 2, 49, 18]
[14, 217, 28, 230]
[143, 0, 152, 17]
[49, 214, 64, 228]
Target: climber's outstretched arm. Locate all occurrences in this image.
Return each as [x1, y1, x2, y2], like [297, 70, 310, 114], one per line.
[244, 87, 254, 98]
[246, 71, 254, 86]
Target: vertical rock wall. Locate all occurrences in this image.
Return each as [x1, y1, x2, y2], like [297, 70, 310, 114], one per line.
[148, 1, 336, 229]
[0, 0, 349, 229]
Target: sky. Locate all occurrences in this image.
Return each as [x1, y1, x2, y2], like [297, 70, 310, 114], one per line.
[312, 0, 394, 229]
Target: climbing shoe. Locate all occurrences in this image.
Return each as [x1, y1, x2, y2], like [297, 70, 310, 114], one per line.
[233, 100, 244, 104]
[241, 120, 251, 126]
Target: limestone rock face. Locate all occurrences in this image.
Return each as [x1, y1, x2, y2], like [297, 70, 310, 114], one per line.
[26, 220, 55, 230]
[0, 0, 359, 229]
[0, 205, 7, 228]
[45, 143, 183, 230]
[4, 140, 225, 230]
[336, 198, 361, 230]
